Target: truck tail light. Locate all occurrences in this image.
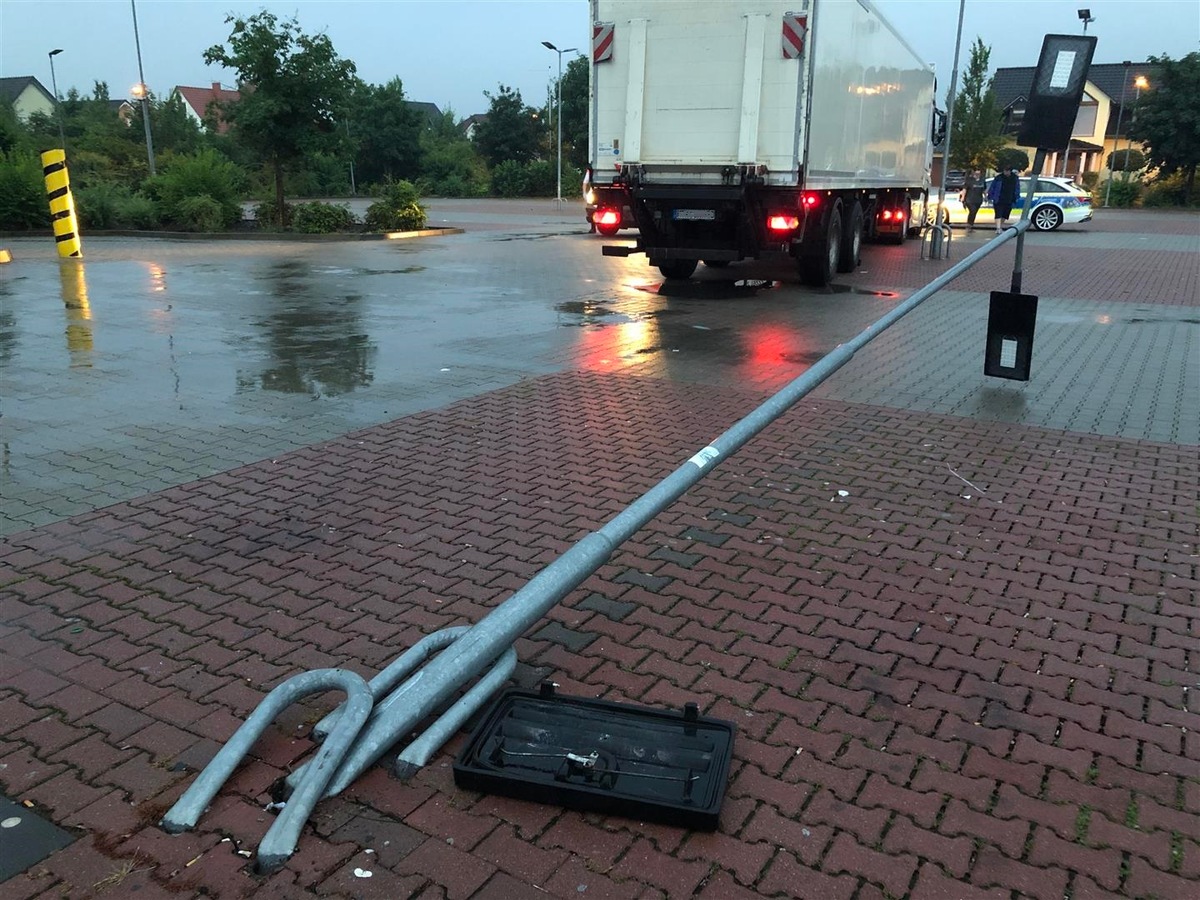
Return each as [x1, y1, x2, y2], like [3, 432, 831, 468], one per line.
[595, 208, 621, 227]
[767, 214, 800, 232]
[801, 193, 820, 209]
[880, 208, 905, 222]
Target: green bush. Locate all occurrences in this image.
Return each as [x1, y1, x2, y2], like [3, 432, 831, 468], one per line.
[76, 181, 132, 229]
[253, 199, 294, 229]
[151, 149, 244, 229]
[0, 151, 50, 230]
[1141, 172, 1199, 208]
[176, 195, 225, 232]
[292, 201, 356, 233]
[364, 179, 426, 231]
[1104, 178, 1142, 208]
[119, 193, 160, 229]
[490, 160, 528, 197]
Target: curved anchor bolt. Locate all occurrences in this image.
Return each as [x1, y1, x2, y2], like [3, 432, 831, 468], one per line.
[393, 646, 517, 780]
[311, 626, 470, 743]
[160, 668, 372, 874]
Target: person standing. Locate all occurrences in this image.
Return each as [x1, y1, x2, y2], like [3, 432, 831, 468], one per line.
[962, 169, 985, 231]
[987, 166, 1021, 232]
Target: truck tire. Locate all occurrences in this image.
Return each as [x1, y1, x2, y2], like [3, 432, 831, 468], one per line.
[657, 259, 698, 280]
[799, 205, 842, 287]
[837, 202, 863, 272]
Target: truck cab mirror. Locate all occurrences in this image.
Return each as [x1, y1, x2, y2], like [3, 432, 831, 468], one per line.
[932, 109, 947, 147]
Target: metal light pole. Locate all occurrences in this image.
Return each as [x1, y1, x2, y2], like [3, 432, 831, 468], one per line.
[48, 48, 67, 151]
[1103, 61, 1131, 207]
[1123, 75, 1148, 181]
[929, 0, 965, 258]
[541, 40, 577, 205]
[130, 0, 156, 175]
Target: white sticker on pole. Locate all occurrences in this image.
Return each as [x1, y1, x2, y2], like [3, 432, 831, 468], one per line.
[1050, 51, 1076, 89]
[688, 446, 720, 469]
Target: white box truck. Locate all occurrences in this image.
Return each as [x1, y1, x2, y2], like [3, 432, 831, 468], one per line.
[587, 0, 942, 285]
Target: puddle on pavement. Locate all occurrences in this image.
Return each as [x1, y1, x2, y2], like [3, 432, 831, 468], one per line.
[824, 284, 900, 298]
[640, 279, 781, 300]
[554, 300, 638, 325]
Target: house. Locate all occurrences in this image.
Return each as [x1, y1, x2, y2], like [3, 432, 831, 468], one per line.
[405, 101, 442, 127]
[108, 98, 136, 125]
[460, 113, 487, 140]
[173, 82, 241, 133]
[992, 62, 1159, 179]
[0, 75, 57, 121]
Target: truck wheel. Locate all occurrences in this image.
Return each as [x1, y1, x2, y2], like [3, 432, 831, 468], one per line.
[837, 203, 863, 272]
[657, 259, 698, 280]
[799, 205, 842, 286]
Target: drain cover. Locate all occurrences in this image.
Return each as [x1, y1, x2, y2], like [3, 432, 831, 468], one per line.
[0, 796, 74, 882]
[453, 685, 735, 830]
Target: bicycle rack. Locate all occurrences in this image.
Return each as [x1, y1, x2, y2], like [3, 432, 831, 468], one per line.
[159, 668, 372, 873]
[920, 222, 952, 259]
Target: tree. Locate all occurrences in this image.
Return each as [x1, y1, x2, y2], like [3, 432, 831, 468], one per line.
[204, 11, 357, 222]
[557, 55, 589, 171]
[949, 39, 1006, 170]
[1105, 148, 1146, 173]
[1131, 52, 1200, 203]
[350, 78, 424, 185]
[995, 147, 1030, 172]
[473, 84, 540, 168]
[419, 110, 487, 197]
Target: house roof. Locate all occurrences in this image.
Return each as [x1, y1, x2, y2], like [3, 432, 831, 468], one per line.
[994, 62, 1161, 110]
[0, 75, 56, 106]
[174, 82, 241, 132]
[460, 113, 488, 133]
[993, 62, 1161, 138]
[405, 101, 442, 126]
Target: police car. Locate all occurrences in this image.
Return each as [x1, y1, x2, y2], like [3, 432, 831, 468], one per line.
[935, 175, 1094, 231]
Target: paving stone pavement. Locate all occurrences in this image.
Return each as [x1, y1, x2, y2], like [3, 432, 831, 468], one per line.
[1, 207, 1198, 899]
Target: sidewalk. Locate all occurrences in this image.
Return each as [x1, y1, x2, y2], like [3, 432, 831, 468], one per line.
[1, 208, 1197, 899]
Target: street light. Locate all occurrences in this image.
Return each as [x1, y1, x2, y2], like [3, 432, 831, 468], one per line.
[1103, 61, 1131, 207]
[1123, 75, 1149, 180]
[1077, 8, 1094, 32]
[47, 48, 67, 151]
[541, 40, 578, 205]
[130, 0, 156, 175]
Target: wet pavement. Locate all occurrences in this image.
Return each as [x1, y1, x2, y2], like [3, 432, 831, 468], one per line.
[0, 202, 1198, 899]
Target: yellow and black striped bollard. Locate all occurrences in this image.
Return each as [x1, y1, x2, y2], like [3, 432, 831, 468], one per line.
[41, 149, 83, 258]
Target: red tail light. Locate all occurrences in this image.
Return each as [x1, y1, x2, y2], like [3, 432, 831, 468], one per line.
[595, 208, 621, 227]
[880, 208, 905, 222]
[881, 209, 894, 221]
[801, 193, 820, 209]
[894, 209, 905, 222]
[768, 214, 800, 232]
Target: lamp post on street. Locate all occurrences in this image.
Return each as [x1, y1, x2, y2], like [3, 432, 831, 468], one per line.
[130, 0, 156, 175]
[48, 48, 67, 151]
[1123, 75, 1148, 181]
[1103, 61, 1131, 207]
[541, 40, 577, 205]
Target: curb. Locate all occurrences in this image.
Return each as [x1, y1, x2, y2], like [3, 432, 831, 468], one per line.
[0, 227, 464, 243]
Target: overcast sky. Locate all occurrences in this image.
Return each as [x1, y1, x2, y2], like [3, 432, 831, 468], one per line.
[1, 0, 1194, 116]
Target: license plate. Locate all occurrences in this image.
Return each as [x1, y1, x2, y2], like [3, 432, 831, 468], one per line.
[673, 208, 716, 221]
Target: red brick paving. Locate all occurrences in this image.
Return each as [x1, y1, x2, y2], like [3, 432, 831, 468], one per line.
[1, 371, 1197, 898]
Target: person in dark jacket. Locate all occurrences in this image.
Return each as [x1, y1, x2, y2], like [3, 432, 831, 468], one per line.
[961, 169, 985, 231]
[987, 167, 1022, 232]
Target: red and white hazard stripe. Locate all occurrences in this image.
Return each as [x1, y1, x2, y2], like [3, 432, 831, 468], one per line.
[593, 22, 614, 63]
[782, 14, 807, 59]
